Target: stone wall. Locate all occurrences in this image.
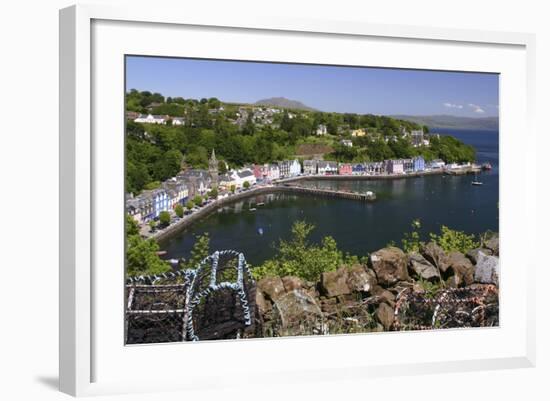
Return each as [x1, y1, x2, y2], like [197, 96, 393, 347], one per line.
[255, 237, 500, 337]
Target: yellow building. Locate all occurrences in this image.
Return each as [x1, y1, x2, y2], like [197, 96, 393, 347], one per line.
[351, 128, 367, 137]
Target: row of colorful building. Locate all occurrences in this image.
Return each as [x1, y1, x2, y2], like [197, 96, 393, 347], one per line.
[126, 150, 449, 225]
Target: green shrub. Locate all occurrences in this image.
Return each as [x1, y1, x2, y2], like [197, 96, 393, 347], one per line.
[401, 218, 422, 253]
[252, 221, 344, 281]
[430, 225, 479, 253]
[159, 211, 171, 227]
[174, 204, 184, 218]
[126, 236, 170, 276]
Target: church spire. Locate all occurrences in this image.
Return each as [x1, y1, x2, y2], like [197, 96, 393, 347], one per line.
[209, 148, 219, 187]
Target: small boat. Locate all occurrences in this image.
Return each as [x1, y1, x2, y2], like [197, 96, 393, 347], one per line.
[257, 228, 264, 235]
[481, 162, 493, 171]
[471, 175, 483, 186]
[257, 202, 265, 206]
[249, 208, 257, 211]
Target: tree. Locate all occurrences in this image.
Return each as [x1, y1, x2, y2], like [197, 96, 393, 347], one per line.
[280, 112, 293, 132]
[126, 214, 140, 236]
[126, 236, 170, 276]
[193, 195, 203, 205]
[230, 184, 236, 193]
[159, 211, 171, 227]
[148, 220, 156, 232]
[208, 187, 218, 199]
[183, 233, 210, 269]
[218, 160, 227, 174]
[175, 204, 184, 218]
[243, 181, 250, 189]
[186, 200, 195, 210]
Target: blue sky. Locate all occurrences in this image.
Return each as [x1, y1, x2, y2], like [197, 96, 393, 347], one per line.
[126, 56, 499, 117]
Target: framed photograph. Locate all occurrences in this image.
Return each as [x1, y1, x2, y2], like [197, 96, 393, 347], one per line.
[60, 4, 536, 396]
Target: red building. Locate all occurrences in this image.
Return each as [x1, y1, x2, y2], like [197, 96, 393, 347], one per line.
[338, 163, 353, 175]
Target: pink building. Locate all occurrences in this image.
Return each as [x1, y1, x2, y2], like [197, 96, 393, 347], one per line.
[339, 163, 353, 175]
[253, 164, 264, 179]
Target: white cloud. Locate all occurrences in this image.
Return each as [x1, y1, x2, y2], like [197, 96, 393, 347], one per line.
[443, 102, 463, 109]
[468, 103, 485, 114]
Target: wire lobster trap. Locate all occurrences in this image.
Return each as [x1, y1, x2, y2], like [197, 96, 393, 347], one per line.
[125, 250, 257, 344]
[393, 284, 499, 331]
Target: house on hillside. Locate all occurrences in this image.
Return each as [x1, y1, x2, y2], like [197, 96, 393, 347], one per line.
[171, 117, 185, 126]
[410, 129, 425, 147]
[351, 128, 367, 137]
[340, 139, 353, 147]
[316, 124, 328, 136]
[134, 114, 167, 125]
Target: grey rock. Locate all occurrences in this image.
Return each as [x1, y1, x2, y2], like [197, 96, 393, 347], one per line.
[408, 252, 441, 282]
[273, 290, 324, 336]
[474, 253, 500, 285]
[466, 248, 493, 264]
[346, 264, 377, 293]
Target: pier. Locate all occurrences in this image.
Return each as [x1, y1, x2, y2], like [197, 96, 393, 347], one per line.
[278, 184, 376, 201]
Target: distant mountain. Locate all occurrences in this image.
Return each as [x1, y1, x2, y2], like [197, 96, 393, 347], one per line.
[392, 114, 499, 131]
[255, 97, 316, 111]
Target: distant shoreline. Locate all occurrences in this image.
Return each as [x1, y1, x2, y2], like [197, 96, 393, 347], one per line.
[153, 167, 480, 243]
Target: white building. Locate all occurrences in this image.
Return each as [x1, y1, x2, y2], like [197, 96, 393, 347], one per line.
[278, 159, 301, 178]
[233, 169, 257, 188]
[266, 164, 280, 181]
[134, 114, 167, 125]
[316, 124, 328, 136]
[340, 139, 353, 147]
[317, 161, 338, 175]
[171, 117, 185, 126]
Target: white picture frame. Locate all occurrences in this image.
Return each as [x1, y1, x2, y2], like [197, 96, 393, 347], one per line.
[59, 3, 536, 397]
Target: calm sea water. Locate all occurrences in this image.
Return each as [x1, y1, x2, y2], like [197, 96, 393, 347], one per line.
[160, 129, 499, 265]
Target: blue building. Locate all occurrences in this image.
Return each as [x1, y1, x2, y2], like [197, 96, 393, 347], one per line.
[352, 163, 366, 175]
[142, 189, 169, 218]
[413, 156, 425, 172]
